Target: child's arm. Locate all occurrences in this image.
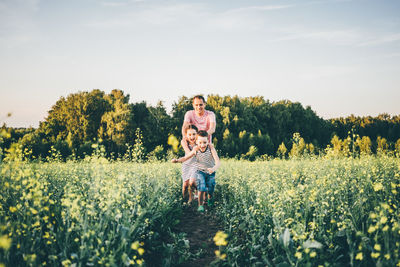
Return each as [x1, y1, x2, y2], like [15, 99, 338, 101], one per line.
[181, 139, 191, 154]
[207, 144, 220, 174]
[171, 147, 198, 163]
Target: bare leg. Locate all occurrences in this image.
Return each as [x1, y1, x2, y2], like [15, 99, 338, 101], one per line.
[182, 180, 189, 200]
[198, 190, 203, 207]
[188, 184, 193, 203]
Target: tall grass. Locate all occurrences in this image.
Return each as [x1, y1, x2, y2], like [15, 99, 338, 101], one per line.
[1, 155, 399, 266]
[215, 156, 400, 266]
[0, 158, 182, 266]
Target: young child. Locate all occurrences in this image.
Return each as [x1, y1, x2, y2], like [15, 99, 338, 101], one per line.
[181, 124, 198, 204]
[172, 130, 220, 212]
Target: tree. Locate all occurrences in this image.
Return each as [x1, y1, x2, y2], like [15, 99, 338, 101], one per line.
[99, 89, 133, 154]
[40, 89, 109, 151]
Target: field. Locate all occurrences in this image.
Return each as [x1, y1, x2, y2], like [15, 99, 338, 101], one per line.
[1, 155, 400, 266]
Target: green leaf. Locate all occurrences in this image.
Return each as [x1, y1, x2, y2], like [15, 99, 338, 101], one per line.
[282, 228, 291, 248]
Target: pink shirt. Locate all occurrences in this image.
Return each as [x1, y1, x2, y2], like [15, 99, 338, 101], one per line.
[184, 110, 216, 141]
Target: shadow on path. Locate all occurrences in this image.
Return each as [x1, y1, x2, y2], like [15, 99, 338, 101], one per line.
[174, 203, 222, 267]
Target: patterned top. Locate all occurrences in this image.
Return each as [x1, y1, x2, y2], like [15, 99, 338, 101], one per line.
[181, 143, 197, 182]
[184, 110, 216, 142]
[194, 145, 215, 172]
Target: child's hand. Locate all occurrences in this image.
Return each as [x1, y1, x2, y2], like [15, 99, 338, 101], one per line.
[171, 159, 179, 163]
[207, 168, 214, 174]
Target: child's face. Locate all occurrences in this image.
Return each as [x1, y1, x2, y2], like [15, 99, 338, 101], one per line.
[196, 136, 209, 151]
[186, 129, 197, 143]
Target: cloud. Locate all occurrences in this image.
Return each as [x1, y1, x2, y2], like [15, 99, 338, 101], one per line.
[87, 3, 207, 29]
[87, 2, 294, 32]
[269, 28, 362, 46]
[297, 65, 357, 81]
[268, 25, 400, 48]
[100, 0, 145, 7]
[223, 4, 295, 14]
[357, 33, 400, 47]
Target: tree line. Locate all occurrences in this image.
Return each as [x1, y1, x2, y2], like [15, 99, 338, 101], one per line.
[1, 89, 400, 161]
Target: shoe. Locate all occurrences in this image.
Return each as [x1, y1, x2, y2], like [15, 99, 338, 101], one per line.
[207, 198, 214, 207]
[197, 205, 205, 212]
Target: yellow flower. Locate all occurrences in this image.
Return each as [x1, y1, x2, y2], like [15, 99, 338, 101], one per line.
[384, 254, 391, 260]
[368, 226, 376, 233]
[213, 231, 228, 246]
[131, 241, 140, 250]
[9, 206, 17, 213]
[370, 213, 377, 219]
[295, 251, 302, 259]
[380, 217, 388, 224]
[371, 252, 380, 258]
[215, 250, 227, 260]
[310, 251, 317, 258]
[373, 183, 384, 191]
[374, 244, 381, 251]
[136, 259, 143, 265]
[30, 208, 38, 215]
[138, 248, 145, 255]
[355, 252, 363, 261]
[0, 235, 12, 250]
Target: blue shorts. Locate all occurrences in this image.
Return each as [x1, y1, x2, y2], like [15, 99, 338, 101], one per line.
[196, 170, 216, 194]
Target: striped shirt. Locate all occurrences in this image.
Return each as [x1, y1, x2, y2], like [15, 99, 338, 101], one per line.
[181, 143, 197, 181]
[194, 145, 215, 172]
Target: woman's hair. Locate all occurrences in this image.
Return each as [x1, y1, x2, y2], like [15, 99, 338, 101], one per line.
[184, 124, 198, 134]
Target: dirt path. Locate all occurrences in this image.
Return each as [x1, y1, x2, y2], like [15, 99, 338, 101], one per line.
[174, 203, 223, 267]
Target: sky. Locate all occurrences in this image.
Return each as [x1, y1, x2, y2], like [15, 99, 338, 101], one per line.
[0, 0, 399, 128]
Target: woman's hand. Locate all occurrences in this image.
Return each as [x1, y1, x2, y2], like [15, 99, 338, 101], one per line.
[171, 158, 179, 163]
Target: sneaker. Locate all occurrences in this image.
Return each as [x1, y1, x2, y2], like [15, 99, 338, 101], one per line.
[197, 205, 205, 212]
[207, 198, 214, 207]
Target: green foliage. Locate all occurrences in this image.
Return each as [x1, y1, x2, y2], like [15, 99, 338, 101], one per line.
[99, 89, 133, 151]
[376, 136, 388, 155]
[2, 91, 400, 161]
[147, 145, 166, 162]
[132, 128, 146, 163]
[167, 134, 180, 154]
[395, 139, 400, 157]
[277, 142, 287, 158]
[215, 156, 400, 266]
[0, 159, 182, 266]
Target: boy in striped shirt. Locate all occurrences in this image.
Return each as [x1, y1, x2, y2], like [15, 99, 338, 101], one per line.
[172, 130, 221, 212]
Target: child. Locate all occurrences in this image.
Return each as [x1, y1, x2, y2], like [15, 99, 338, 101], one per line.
[172, 130, 220, 212]
[181, 124, 198, 204]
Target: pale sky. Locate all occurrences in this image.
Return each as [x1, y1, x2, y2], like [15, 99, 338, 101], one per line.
[1, 0, 399, 128]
